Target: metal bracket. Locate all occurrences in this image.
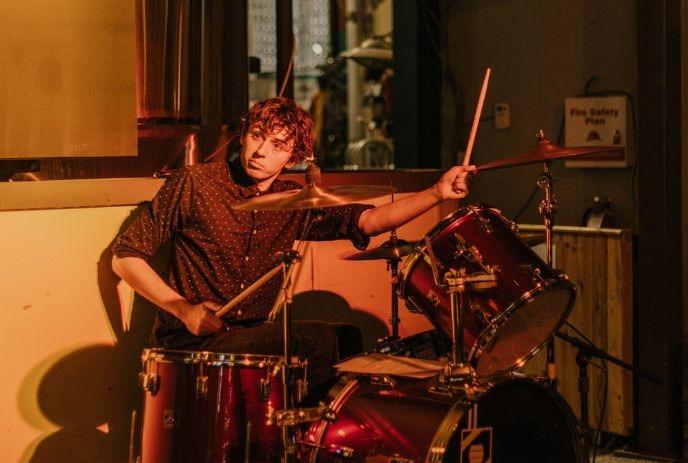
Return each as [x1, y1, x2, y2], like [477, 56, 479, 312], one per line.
[138, 373, 159, 395]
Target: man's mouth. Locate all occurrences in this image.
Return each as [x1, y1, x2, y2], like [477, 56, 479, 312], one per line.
[247, 159, 263, 170]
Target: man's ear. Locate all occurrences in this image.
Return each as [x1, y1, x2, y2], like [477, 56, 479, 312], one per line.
[285, 160, 297, 169]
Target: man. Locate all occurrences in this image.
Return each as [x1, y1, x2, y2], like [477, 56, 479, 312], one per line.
[112, 97, 475, 390]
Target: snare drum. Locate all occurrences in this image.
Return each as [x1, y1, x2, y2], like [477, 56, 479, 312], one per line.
[398, 205, 576, 376]
[301, 374, 586, 462]
[136, 349, 306, 463]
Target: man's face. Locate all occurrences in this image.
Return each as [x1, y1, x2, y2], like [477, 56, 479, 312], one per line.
[240, 124, 295, 183]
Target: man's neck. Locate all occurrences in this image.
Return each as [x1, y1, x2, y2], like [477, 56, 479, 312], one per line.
[254, 172, 280, 192]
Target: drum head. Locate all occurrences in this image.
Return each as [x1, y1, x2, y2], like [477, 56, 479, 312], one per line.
[442, 378, 586, 463]
[473, 284, 574, 376]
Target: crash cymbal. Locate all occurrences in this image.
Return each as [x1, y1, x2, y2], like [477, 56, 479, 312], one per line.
[476, 132, 620, 172]
[231, 184, 395, 211]
[341, 238, 417, 261]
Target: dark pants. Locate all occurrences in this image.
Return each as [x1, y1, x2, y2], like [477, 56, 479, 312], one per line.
[200, 320, 339, 391]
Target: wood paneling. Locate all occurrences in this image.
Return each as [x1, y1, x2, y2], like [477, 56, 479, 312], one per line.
[520, 227, 634, 436]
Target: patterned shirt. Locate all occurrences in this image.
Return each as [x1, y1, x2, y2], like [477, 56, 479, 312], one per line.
[113, 157, 373, 348]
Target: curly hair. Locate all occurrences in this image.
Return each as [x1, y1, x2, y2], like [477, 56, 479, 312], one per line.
[238, 97, 314, 164]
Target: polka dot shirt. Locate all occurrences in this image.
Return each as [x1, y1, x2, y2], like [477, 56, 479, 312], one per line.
[112, 157, 373, 348]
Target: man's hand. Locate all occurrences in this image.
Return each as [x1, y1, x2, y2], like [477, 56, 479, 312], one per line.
[432, 165, 477, 201]
[179, 301, 224, 336]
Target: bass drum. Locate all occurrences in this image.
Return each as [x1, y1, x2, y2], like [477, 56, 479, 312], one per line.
[301, 375, 586, 463]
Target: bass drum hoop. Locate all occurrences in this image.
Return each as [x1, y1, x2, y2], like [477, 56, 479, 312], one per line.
[426, 377, 586, 463]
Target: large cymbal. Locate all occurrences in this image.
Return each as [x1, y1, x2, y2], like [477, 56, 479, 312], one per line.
[231, 184, 395, 211]
[341, 238, 417, 261]
[476, 133, 621, 171]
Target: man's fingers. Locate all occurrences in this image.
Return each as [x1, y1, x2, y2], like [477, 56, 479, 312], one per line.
[203, 301, 222, 313]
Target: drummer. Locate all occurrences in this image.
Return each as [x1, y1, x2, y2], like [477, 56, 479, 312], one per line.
[111, 97, 475, 392]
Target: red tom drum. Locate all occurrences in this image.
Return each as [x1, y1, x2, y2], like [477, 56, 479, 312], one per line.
[398, 205, 576, 376]
[136, 349, 306, 463]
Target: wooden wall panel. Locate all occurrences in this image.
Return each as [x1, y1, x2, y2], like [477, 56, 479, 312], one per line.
[520, 227, 634, 436]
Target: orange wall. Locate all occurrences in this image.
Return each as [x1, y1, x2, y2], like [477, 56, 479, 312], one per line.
[0, 196, 442, 462]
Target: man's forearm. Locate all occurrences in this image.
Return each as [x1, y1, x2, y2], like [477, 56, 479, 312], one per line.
[357, 186, 442, 236]
[111, 255, 189, 319]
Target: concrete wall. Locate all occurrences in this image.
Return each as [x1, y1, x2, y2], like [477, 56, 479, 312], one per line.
[441, 0, 638, 230]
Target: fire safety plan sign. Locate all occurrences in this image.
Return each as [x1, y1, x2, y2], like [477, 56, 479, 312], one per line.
[564, 96, 629, 168]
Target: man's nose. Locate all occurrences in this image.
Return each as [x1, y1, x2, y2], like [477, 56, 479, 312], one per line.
[253, 140, 267, 157]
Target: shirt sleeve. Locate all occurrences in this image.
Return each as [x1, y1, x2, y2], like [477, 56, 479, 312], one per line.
[303, 203, 375, 250]
[112, 167, 195, 260]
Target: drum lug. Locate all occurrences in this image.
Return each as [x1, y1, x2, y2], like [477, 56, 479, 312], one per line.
[521, 263, 547, 285]
[269, 405, 336, 426]
[196, 375, 208, 396]
[295, 379, 308, 403]
[369, 374, 397, 388]
[259, 377, 271, 402]
[328, 445, 354, 458]
[139, 373, 159, 395]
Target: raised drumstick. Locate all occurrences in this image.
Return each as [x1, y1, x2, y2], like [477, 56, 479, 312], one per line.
[462, 67, 491, 166]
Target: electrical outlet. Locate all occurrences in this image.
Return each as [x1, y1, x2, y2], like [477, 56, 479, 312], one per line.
[494, 102, 510, 130]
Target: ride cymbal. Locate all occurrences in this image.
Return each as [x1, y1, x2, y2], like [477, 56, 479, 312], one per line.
[231, 184, 395, 211]
[476, 132, 620, 172]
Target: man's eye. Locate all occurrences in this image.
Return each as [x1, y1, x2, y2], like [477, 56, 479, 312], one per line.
[273, 143, 285, 151]
[251, 132, 262, 139]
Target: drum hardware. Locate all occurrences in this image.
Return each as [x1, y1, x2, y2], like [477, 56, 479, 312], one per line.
[368, 374, 397, 387]
[444, 267, 497, 375]
[195, 374, 208, 396]
[269, 405, 337, 427]
[537, 151, 559, 387]
[138, 372, 159, 395]
[259, 377, 272, 402]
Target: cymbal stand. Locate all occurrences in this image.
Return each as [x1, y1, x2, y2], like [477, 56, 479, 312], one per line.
[537, 154, 558, 388]
[386, 228, 402, 339]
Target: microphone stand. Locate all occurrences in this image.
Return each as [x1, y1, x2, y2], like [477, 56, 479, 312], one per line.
[555, 330, 662, 444]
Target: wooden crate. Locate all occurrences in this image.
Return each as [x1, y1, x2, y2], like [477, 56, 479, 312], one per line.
[518, 225, 634, 436]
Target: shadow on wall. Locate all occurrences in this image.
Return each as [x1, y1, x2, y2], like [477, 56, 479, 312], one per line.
[18, 205, 159, 463]
[291, 290, 389, 351]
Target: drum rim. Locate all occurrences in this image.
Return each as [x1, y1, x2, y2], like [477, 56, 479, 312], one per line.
[468, 278, 576, 376]
[306, 377, 361, 463]
[141, 348, 302, 367]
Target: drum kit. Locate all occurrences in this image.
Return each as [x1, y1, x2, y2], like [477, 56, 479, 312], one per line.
[132, 133, 657, 463]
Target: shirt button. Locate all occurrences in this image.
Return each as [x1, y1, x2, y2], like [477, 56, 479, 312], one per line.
[252, 229, 257, 235]
[237, 310, 242, 316]
[240, 283, 245, 289]
[256, 192, 261, 196]
[244, 256, 249, 261]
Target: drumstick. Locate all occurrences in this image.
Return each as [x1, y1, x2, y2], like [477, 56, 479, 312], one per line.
[462, 67, 491, 166]
[216, 265, 283, 317]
